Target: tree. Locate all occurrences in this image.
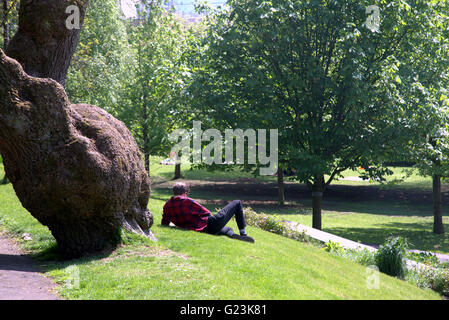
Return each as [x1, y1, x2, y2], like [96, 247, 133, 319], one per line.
[2, 0, 9, 47]
[380, 7, 449, 235]
[0, 0, 17, 185]
[66, 0, 131, 114]
[189, 0, 449, 230]
[117, 0, 193, 176]
[1, 0, 18, 48]
[0, 0, 154, 257]
[408, 118, 449, 235]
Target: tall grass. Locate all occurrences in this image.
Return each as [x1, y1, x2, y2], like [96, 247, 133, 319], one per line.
[375, 237, 409, 279]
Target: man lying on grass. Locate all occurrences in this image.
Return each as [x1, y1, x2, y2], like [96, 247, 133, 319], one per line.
[162, 182, 255, 243]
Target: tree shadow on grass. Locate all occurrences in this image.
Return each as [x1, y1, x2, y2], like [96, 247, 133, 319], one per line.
[325, 221, 449, 253]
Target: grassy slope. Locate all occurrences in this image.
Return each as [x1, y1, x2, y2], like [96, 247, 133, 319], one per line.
[0, 163, 441, 299]
[151, 159, 449, 254]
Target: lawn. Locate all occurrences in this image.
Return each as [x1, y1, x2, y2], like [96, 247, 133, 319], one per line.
[0, 161, 442, 299]
[150, 159, 449, 255]
[153, 159, 434, 190]
[329, 166, 435, 190]
[274, 200, 449, 254]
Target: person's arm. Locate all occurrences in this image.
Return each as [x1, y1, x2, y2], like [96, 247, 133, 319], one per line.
[190, 199, 211, 216]
[161, 202, 171, 225]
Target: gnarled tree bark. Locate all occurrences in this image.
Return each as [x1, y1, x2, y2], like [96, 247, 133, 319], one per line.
[6, 0, 86, 87]
[0, 0, 155, 257]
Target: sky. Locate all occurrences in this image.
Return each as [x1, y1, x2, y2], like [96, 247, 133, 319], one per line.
[120, 0, 227, 19]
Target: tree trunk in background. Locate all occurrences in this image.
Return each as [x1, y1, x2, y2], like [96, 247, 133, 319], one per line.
[2, 0, 8, 48]
[278, 169, 285, 205]
[142, 95, 150, 175]
[312, 174, 325, 230]
[433, 174, 445, 234]
[174, 163, 182, 180]
[0, 0, 154, 257]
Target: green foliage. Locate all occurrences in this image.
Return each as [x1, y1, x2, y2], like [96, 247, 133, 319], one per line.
[408, 266, 449, 296]
[0, 0, 19, 49]
[323, 241, 376, 266]
[323, 241, 346, 256]
[187, 0, 449, 232]
[115, 0, 198, 163]
[243, 208, 309, 242]
[65, 0, 199, 170]
[350, 248, 376, 267]
[375, 236, 409, 279]
[406, 251, 440, 267]
[66, 0, 130, 112]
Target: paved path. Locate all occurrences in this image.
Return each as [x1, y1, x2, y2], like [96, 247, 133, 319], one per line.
[285, 221, 377, 252]
[285, 221, 449, 267]
[0, 233, 60, 300]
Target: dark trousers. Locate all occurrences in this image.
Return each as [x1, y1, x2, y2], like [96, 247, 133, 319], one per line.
[204, 200, 246, 237]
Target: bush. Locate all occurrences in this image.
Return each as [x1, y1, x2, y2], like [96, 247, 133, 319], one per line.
[349, 248, 376, 267]
[322, 241, 376, 266]
[408, 266, 449, 296]
[322, 240, 346, 255]
[406, 251, 440, 267]
[375, 236, 409, 279]
[243, 208, 310, 243]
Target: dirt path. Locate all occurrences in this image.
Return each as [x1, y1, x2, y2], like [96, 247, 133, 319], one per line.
[0, 233, 60, 300]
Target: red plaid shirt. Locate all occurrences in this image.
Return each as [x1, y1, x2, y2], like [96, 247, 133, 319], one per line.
[162, 196, 211, 231]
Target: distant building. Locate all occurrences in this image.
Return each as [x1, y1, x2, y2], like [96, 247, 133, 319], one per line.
[120, 0, 226, 22]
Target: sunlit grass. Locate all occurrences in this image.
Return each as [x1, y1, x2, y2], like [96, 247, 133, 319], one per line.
[0, 162, 441, 299]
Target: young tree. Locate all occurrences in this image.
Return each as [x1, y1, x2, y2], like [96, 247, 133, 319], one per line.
[189, 0, 449, 230]
[117, 0, 193, 175]
[0, 0, 154, 257]
[66, 0, 131, 114]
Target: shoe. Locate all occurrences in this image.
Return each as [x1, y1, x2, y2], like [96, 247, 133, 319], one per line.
[231, 234, 255, 243]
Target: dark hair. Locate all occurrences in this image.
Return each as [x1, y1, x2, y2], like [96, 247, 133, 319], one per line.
[173, 182, 190, 196]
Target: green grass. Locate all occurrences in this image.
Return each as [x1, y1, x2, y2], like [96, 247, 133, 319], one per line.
[147, 158, 449, 255]
[0, 162, 441, 299]
[255, 199, 449, 255]
[328, 166, 435, 191]
[151, 156, 440, 191]
[150, 155, 275, 183]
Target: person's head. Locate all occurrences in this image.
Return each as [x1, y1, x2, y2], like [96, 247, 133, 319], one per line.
[173, 182, 190, 196]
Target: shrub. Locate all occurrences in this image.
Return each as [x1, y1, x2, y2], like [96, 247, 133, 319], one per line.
[322, 240, 346, 256]
[322, 241, 376, 266]
[243, 208, 310, 243]
[406, 251, 440, 267]
[408, 266, 449, 296]
[348, 248, 376, 267]
[375, 236, 409, 279]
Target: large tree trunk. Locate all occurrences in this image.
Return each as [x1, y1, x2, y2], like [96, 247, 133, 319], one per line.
[0, 1, 154, 257]
[312, 174, 324, 230]
[6, 0, 87, 87]
[174, 163, 182, 180]
[433, 174, 445, 234]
